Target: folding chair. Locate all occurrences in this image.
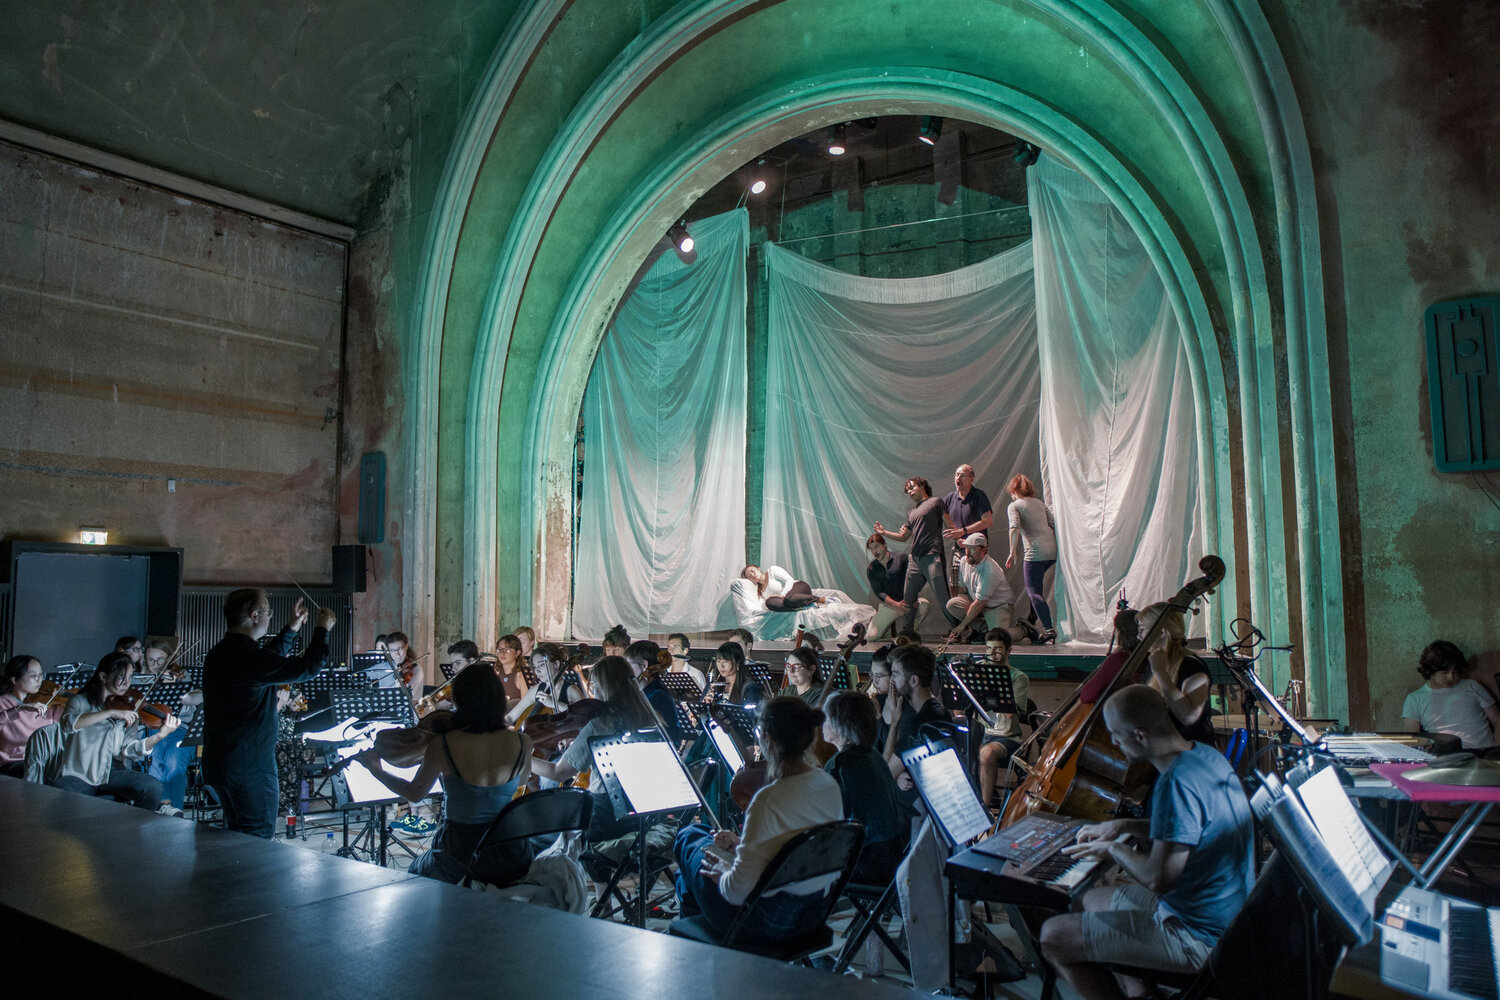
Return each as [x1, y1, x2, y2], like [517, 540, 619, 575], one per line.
[668, 820, 865, 963]
[462, 787, 593, 888]
[830, 838, 916, 975]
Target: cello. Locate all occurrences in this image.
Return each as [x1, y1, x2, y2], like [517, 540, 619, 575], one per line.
[998, 554, 1225, 827]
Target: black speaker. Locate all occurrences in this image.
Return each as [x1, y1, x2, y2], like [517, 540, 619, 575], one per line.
[332, 544, 367, 594]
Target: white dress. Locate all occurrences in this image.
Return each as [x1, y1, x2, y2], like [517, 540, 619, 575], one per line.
[729, 565, 875, 641]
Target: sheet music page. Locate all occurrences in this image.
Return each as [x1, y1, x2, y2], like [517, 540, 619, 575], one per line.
[707, 721, 745, 773]
[1295, 766, 1384, 896]
[909, 748, 991, 845]
[335, 723, 443, 804]
[608, 740, 701, 813]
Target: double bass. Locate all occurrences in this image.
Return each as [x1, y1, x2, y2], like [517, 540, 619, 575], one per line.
[999, 555, 1225, 827]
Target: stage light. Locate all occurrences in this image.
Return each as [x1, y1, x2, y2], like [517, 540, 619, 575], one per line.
[669, 220, 694, 254]
[827, 124, 847, 156]
[919, 116, 943, 146]
[1014, 140, 1042, 167]
[80, 527, 108, 545]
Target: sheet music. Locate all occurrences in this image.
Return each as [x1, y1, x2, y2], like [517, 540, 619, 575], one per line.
[906, 747, 991, 846]
[706, 719, 745, 773]
[605, 740, 701, 814]
[334, 723, 443, 804]
[1294, 766, 1385, 898]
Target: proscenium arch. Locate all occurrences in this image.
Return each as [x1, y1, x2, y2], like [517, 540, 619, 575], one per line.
[521, 77, 1237, 643]
[414, 0, 1348, 719]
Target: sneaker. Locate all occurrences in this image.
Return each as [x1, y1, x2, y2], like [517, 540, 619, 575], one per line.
[156, 804, 184, 817]
[389, 814, 435, 835]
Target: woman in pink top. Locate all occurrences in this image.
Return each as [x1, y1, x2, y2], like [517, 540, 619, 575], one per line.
[1, 656, 63, 777]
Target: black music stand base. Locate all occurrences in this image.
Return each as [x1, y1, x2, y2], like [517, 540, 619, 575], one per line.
[947, 881, 1031, 999]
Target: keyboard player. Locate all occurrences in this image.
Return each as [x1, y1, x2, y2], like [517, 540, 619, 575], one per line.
[1039, 685, 1255, 1000]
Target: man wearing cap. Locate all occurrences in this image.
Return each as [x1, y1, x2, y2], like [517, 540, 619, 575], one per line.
[944, 533, 1015, 643]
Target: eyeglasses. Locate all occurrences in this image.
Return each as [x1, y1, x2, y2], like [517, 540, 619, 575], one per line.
[252, 608, 271, 619]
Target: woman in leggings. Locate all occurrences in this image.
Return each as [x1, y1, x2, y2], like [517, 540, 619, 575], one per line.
[1005, 474, 1057, 644]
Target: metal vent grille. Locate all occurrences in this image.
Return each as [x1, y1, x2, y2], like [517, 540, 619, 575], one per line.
[178, 587, 352, 668]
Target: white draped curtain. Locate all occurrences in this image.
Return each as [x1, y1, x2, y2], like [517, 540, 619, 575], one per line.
[760, 242, 1041, 608]
[572, 209, 749, 636]
[1028, 158, 1204, 642]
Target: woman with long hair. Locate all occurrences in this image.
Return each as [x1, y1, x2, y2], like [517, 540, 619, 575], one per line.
[359, 663, 534, 885]
[674, 696, 844, 941]
[494, 633, 531, 703]
[707, 641, 747, 704]
[52, 652, 180, 809]
[0, 655, 62, 777]
[1004, 474, 1058, 644]
[1137, 602, 1214, 745]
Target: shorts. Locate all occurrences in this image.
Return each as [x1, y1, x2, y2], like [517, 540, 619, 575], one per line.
[981, 734, 1021, 754]
[1080, 884, 1213, 974]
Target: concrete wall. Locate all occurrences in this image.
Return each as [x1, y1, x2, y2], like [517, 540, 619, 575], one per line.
[0, 140, 345, 586]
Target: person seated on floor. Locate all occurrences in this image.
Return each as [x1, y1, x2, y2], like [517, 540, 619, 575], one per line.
[49, 652, 180, 810]
[783, 646, 823, 708]
[975, 627, 1031, 810]
[1039, 685, 1254, 1000]
[1401, 639, 1499, 750]
[822, 691, 906, 884]
[506, 642, 585, 725]
[1, 655, 63, 778]
[674, 696, 844, 942]
[666, 633, 708, 689]
[359, 662, 535, 886]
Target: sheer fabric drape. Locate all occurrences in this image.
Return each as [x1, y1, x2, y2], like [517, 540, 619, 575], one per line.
[760, 242, 1041, 610]
[572, 210, 749, 636]
[1028, 158, 1203, 642]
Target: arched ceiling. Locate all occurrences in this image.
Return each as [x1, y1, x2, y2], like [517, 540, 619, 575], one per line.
[0, 1, 522, 225]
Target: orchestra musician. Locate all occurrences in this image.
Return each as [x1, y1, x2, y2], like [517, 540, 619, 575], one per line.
[674, 696, 843, 941]
[871, 476, 958, 635]
[1400, 639, 1499, 750]
[1039, 685, 1254, 1000]
[666, 633, 708, 689]
[866, 644, 898, 750]
[1, 655, 61, 778]
[882, 643, 950, 788]
[707, 641, 749, 704]
[975, 627, 1031, 810]
[624, 640, 684, 745]
[383, 631, 423, 701]
[822, 691, 905, 884]
[494, 634, 530, 703]
[1137, 603, 1215, 745]
[512, 626, 536, 659]
[727, 628, 755, 659]
[114, 635, 145, 667]
[50, 652, 180, 809]
[505, 642, 583, 725]
[359, 662, 535, 886]
[602, 624, 632, 659]
[201, 591, 335, 838]
[143, 637, 203, 814]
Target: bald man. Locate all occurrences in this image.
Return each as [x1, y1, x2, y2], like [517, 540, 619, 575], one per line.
[1038, 685, 1253, 1000]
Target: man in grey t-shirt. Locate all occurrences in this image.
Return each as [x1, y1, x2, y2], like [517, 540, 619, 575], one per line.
[872, 476, 958, 635]
[1039, 685, 1254, 998]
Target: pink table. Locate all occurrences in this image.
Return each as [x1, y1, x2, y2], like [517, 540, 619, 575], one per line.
[1369, 761, 1500, 886]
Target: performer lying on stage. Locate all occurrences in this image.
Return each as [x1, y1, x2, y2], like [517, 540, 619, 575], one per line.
[729, 565, 874, 642]
[1039, 684, 1254, 1000]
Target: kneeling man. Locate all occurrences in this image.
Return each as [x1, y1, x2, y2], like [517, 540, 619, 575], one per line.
[1039, 684, 1253, 1000]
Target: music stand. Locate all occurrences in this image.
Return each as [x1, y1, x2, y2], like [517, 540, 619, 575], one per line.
[327, 723, 444, 866]
[658, 672, 704, 703]
[701, 715, 748, 776]
[710, 701, 760, 751]
[331, 688, 417, 727]
[591, 730, 710, 925]
[942, 657, 1019, 720]
[744, 660, 777, 696]
[177, 707, 209, 749]
[46, 664, 90, 686]
[350, 652, 388, 674]
[816, 654, 855, 691]
[520, 663, 539, 687]
[299, 671, 376, 703]
[142, 681, 195, 716]
[1217, 649, 1319, 772]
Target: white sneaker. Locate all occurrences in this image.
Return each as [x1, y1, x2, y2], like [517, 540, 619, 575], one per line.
[156, 804, 184, 817]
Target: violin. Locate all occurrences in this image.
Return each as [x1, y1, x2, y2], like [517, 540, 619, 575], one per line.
[24, 679, 70, 709]
[999, 555, 1225, 827]
[521, 698, 605, 757]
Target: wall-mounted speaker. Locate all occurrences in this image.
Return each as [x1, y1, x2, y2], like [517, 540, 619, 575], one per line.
[332, 544, 367, 594]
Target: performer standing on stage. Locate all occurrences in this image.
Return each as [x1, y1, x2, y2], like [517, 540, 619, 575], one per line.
[202, 591, 336, 838]
[1040, 685, 1253, 1000]
[872, 476, 958, 635]
[940, 464, 995, 590]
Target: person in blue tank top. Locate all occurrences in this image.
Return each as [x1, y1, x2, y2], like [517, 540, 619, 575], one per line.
[1039, 684, 1254, 1000]
[359, 663, 534, 886]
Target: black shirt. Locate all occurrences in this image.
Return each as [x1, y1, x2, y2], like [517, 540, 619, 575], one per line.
[867, 552, 911, 604]
[826, 745, 904, 846]
[202, 626, 329, 773]
[1172, 656, 1217, 746]
[643, 676, 684, 745]
[897, 696, 952, 754]
[942, 486, 993, 542]
[904, 496, 947, 558]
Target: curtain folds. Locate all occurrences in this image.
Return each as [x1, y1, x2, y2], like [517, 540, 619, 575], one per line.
[572, 209, 749, 637]
[760, 242, 1042, 610]
[1028, 157, 1203, 642]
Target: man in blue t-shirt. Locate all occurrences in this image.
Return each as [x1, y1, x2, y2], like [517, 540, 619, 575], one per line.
[1039, 684, 1254, 1000]
[940, 463, 994, 589]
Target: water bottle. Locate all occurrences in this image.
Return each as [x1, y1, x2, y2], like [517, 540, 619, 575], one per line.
[324, 831, 336, 853]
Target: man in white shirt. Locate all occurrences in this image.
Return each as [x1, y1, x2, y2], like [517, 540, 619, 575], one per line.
[667, 633, 708, 689]
[944, 534, 1015, 644]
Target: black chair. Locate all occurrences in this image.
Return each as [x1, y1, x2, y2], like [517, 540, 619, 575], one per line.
[668, 820, 866, 962]
[1104, 852, 1332, 1000]
[461, 787, 593, 888]
[829, 838, 917, 975]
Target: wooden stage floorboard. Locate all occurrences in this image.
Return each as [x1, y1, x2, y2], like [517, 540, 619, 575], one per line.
[1, 778, 918, 998]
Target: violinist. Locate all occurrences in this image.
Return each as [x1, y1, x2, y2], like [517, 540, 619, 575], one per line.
[51, 652, 180, 809]
[1039, 685, 1253, 1000]
[512, 626, 536, 658]
[666, 633, 708, 689]
[505, 643, 583, 725]
[115, 635, 145, 667]
[359, 662, 535, 885]
[822, 691, 905, 884]
[143, 638, 203, 815]
[602, 624, 632, 659]
[706, 641, 748, 705]
[494, 634, 530, 703]
[202, 590, 335, 838]
[382, 631, 423, 702]
[782, 647, 823, 708]
[624, 640, 683, 746]
[1137, 603, 1215, 745]
[1, 656, 62, 778]
[674, 696, 843, 942]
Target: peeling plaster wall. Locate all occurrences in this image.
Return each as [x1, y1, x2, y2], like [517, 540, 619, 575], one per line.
[1269, 2, 1500, 726]
[0, 141, 344, 586]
